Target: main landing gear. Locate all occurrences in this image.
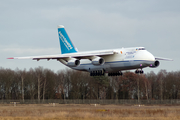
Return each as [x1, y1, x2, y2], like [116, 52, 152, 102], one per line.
[90, 70, 123, 76]
[135, 69, 144, 74]
[108, 71, 123, 76]
[90, 70, 105, 76]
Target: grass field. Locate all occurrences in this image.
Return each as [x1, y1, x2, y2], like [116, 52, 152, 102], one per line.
[0, 104, 180, 120]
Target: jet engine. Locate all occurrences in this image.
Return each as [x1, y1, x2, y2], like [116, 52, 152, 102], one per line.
[67, 58, 80, 67]
[149, 61, 160, 68]
[92, 57, 105, 65]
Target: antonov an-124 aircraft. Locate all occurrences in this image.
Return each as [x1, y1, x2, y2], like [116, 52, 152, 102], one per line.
[8, 25, 173, 76]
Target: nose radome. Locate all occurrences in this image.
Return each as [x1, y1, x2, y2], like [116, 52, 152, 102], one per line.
[145, 51, 155, 61]
[136, 50, 155, 61]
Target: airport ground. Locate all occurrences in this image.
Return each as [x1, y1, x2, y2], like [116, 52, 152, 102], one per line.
[0, 104, 180, 120]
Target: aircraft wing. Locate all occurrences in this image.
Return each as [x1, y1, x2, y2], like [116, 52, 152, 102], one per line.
[155, 57, 173, 61]
[8, 50, 116, 61]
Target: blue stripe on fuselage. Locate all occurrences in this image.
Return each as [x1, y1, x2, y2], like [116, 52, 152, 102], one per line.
[80, 60, 152, 65]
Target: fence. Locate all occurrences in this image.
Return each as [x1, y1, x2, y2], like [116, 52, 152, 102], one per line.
[1, 99, 180, 105]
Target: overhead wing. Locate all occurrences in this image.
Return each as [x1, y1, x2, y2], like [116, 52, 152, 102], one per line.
[155, 57, 173, 61]
[8, 50, 116, 61]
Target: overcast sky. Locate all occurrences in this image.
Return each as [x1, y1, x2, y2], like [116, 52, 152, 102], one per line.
[0, 0, 179, 73]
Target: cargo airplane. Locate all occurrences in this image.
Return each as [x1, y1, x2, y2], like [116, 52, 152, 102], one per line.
[8, 25, 172, 76]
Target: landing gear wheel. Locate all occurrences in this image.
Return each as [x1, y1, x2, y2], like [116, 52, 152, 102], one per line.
[120, 72, 123, 76]
[140, 70, 144, 74]
[135, 70, 140, 74]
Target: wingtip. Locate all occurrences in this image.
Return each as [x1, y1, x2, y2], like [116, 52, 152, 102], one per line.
[7, 57, 14, 59]
[155, 57, 173, 61]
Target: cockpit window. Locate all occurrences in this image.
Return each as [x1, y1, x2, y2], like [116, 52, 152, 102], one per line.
[138, 48, 146, 50]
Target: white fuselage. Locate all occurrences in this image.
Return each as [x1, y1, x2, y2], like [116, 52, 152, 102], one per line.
[60, 47, 155, 73]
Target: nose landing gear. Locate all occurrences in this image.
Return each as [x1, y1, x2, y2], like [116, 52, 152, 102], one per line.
[135, 69, 144, 74]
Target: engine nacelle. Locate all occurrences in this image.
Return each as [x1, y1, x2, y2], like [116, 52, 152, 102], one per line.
[67, 58, 80, 67]
[149, 61, 160, 68]
[92, 57, 105, 65]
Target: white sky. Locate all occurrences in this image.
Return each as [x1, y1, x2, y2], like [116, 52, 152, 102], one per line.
[0, 0, 179, 73]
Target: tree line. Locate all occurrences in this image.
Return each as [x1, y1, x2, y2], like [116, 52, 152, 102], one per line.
[0, 66, 180, 100]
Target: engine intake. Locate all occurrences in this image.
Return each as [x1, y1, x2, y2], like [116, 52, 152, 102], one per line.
[67, 58, 80, 67]
[149, 61, 160, 68]
[92, 57, 105, 65]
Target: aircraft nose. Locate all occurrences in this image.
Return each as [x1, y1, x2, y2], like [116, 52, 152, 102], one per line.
[145, 51, 155, 61]
[136, 50, 155, 61]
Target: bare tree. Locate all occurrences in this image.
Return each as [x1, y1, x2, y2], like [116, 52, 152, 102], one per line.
[35, 67, 44, 102]
[56, 71, 65, 99]
[17, 69, 26, 102]
[26, 68, 36, 99]
[157, 70, 167, 101]
[176, 71, 180, 99]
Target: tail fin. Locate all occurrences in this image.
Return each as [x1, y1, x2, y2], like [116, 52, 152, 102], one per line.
[57, 25, 78, 54]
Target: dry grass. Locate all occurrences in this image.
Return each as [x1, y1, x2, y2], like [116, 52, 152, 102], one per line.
[0, 104, 180, 120]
